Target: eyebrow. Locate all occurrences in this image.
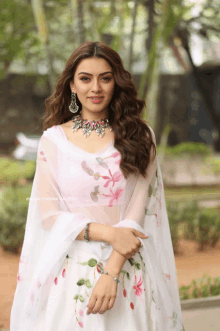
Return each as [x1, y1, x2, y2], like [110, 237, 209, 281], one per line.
[78, 71, 113, 76]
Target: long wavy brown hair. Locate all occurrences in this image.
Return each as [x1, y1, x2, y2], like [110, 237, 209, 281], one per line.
[42, 41, 156, 179]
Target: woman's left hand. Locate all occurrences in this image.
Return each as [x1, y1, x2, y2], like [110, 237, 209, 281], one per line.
[86, 270, 119, 315]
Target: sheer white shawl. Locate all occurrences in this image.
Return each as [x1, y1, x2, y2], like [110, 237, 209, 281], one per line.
[10, 125, 184, 330]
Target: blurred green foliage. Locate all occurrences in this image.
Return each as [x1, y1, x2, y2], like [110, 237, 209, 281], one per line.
[0, 186, 30, 253]
[205, 156, 220, 175]
[164, 142, 212, 157]
[0, 157, 36, 186]
[166, 200, 220, 253]
[179, 274, 220, 300]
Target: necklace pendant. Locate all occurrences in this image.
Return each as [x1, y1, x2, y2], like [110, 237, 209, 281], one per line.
[71, 111, 111, 138]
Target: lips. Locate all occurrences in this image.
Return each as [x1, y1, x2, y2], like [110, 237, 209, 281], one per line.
[89, 96, 103, 104]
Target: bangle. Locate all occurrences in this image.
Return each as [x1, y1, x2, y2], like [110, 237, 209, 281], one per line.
[84, 222, 91, 242]
[100, 269, 120, 284]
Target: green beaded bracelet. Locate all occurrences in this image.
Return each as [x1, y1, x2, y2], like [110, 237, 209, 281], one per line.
[101, 269, 120, 284]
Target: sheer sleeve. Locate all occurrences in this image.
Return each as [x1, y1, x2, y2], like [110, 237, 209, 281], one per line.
[10, 134, 99, 330]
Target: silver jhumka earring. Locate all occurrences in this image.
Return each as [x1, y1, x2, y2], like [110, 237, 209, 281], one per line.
[69, 91, 79, 113]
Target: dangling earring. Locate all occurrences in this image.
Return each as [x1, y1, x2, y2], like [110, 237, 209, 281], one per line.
[69, 91, 79, 113]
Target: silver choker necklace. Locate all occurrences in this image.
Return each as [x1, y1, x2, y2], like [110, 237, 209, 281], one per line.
[71, 111, 112, 138]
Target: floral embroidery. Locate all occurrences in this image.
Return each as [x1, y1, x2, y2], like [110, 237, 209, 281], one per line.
[102, 169, 123, 188]
[133, 275, 143, 296]
[120, 252, 146, 310]
[130, 302, 134, 309]
[102, 187, 124, 207]
[73, 294, 85, 328]
[144, 166, 163, 227]
[54, 254, 70, 285]
[37, 150, 47, 162]
[163, 273, 171, 280]
[81, 155, 125, 206]
[17, 272, 23, 282]
[62, 254, 69, 278]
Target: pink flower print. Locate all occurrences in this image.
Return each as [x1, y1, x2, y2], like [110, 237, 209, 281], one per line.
[163, 273, 170, 280]
[115, 159, 121, 165]
[39, 150, 47, 161]
[123, 289, 127, 297]
[17, 272, 23, 282]
[103, 188, 124, 207]
[54, 277, 58, 285]
[78, 321, 84, 328]
[62, 268, 66, 278]
[111, 152, 120, 158]
[133, 275, 143, 296]
[103, 169, 123, 188]
[78, 309, 84, 316]
[130, 302, 134, 310]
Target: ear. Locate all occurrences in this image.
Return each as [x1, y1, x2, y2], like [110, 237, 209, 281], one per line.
[70, 80, 76, 93]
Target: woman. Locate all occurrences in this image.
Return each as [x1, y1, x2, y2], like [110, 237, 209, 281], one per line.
[10, 41, 184, 330]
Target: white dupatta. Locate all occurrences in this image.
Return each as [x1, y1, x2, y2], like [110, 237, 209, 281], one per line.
[10, 125, 184, 331]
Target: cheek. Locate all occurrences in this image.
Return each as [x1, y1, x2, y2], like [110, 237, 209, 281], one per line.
[75, 83, 89, 96]
[105, 84, 115, 99]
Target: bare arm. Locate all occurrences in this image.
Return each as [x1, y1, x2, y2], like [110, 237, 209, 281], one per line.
[76, 223, 127, 276]
[75, 222, 114, 243]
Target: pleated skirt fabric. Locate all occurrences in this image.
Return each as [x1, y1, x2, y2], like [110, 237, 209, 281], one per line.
[35, 240, 156, 331]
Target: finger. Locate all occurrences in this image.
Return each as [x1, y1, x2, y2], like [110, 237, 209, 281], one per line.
[91, 297, 103, 314]
[87, 296, 98, 315]
[99, 297, 110, 314]
[108, 297, 116, 310]
[134, 230, 149, 238]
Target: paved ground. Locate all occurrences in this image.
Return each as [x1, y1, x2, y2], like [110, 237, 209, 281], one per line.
[182, 307, 220, 331]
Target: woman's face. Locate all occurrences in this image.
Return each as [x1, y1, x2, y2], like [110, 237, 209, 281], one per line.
[70, 57, 115, 119]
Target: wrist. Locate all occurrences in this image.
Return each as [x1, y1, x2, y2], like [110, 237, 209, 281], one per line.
[102, 225, 115, 244]
[105, 249, 127, 276]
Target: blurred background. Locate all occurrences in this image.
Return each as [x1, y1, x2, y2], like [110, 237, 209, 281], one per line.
[1, 0, 220, 330]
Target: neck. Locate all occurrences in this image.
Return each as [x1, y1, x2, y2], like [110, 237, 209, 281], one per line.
[80, 109, 108, 121]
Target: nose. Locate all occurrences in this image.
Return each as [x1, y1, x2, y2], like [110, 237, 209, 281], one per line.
[91, 78, 101, 93]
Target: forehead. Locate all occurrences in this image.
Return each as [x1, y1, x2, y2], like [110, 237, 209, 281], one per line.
[75, 57, 112, 74]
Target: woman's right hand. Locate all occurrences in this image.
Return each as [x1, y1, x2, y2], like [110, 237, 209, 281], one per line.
[108, 227, 149, 259]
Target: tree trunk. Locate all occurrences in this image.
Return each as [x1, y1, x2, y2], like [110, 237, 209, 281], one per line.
[31, 0, 56, 93]
[128, 0, 139, 73]
[77, 0, 85, 44]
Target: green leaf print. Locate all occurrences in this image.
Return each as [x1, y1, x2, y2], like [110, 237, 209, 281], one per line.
[73, 295, 79, 300]
[88, 258, 97, 267]
[145, 208, 152, 215]
[79, 295, 85, 303]
[77, 262, 88, 266]
[148, 184, 153, 197]
[120, 270, 127, 274]
[172, 311, 177, 319]
[85, 279, 93, 289]
[128, 258, 135, 266]
[173, 320, 177, 328]
[135, 263, 141, 270]
[77, 278, 85, 286]
[126, 272, 130, 280]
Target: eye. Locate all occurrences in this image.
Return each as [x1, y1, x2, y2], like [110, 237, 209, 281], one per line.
[102, 76, 112, 82]
[80, 76, 90, 82]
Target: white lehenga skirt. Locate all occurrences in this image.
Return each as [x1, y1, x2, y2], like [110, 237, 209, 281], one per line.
[35, 239, 156, 331]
